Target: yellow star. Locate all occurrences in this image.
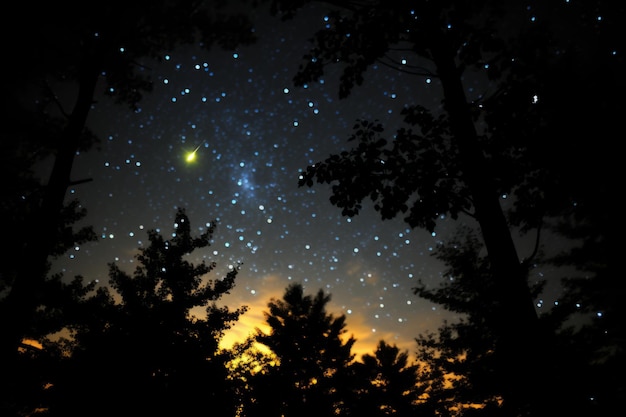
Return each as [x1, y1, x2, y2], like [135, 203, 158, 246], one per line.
[185, 143, 204, 163]
[186, 150, 197, 163]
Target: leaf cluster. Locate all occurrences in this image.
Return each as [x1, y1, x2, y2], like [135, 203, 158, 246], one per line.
[299, 107, 470, 232]
[239, 283, 427, 417]
[37, 209, 246, 416]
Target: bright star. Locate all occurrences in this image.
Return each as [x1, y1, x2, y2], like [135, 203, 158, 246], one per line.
[185, 143, 204, 163]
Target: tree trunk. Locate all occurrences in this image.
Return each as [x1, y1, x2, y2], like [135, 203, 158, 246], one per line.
[0, 59, 99, 364]
[428, 25, 546, 416]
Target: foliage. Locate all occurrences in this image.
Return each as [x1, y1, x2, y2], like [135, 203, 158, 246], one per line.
[413, 223, 620, 416]
[351, 340, 424, 416]
[0, 275, 105, 416]
[0, 86, 98, 294]
[285, 1, 621, 414]
[243, 283, 356, 417]
[291, 0, 621, 237]
[0, 0, 260, 399]
[412, 228, 516, 415]
[45, 208, 246, 416]
[299, 113, 467, 233]
[2, 1, 621, 415]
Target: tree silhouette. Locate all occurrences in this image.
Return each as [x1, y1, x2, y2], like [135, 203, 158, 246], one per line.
[0, 275, 106, 416]
[412, 221, 621, 416]
[272, 1, 621, 414]
[0, 0, 257, 366]
[412, 227, 529, 415]
[283, 3, 544, 410]
[243, 283, 356, 417]
[350, 340, 423, 417]
[0, 119, 97, 415]
[537, 211, 621, 416]
[46, 208, 246, 416]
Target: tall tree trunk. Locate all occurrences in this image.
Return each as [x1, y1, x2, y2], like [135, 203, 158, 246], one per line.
[428, 23, 546, 416]
[0, 59, 99, 365]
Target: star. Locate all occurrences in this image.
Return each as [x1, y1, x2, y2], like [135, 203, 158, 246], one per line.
[185, 143, 204, 163]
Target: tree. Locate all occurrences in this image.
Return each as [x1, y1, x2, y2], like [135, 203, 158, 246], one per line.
[412, 221, 621, 416]
[0, 101, 98, 414]
[0, 0, 257, 365]
[46, 208, 247, 416]
[0, 83, 98, 355]
[537, 213, 621, 416]
[269, 0, 621, 414]
[0, 275, 107, 417]
[243, 283, 356, 417]
[412, 227, 538, 416]
[350, 340, 423, 417]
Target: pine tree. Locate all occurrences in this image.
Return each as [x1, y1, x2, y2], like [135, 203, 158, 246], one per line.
[48, 208, 246, 416]
[245, 283, 355, 417]
[350, 340, 423, 417]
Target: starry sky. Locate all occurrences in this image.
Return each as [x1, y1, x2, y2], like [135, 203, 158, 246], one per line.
[46, 4, 552, 358]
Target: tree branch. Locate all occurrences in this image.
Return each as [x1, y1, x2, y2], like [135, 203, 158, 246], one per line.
[68, 178, 93, 187]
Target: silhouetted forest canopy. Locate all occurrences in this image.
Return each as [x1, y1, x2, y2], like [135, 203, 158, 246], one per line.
[1, 1, 621, 416]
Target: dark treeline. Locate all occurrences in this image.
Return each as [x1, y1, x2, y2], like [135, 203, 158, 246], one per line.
[0, 208, 436, 416]
[1, 1, 621, 416]
[0, 208, 619, 416]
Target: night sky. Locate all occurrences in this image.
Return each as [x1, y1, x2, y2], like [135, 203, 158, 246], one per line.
[47, 4, 557, 357]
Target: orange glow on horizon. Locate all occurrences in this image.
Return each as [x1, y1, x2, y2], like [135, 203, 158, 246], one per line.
[218, 282, 417, 362]
[20, 339, 44, 351]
